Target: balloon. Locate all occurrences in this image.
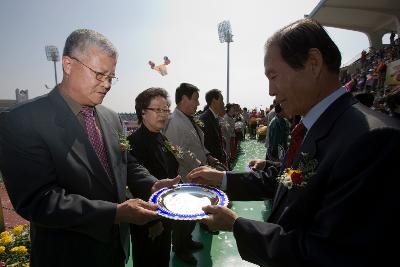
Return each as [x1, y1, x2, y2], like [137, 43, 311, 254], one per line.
[149, 56, 171, 76]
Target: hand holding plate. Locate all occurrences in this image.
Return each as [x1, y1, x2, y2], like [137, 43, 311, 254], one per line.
[186, 166, 224, 186]
[115, 198, 158, 225]
[151, 175, 181, 193]
[201, 205, 238, 231]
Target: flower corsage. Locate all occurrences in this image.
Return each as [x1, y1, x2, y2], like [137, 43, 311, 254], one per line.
[194, 118, 205, 128]
[164, 141, 184, 159]
[277, 152, 318, 189]
[118, 132, 132, 151]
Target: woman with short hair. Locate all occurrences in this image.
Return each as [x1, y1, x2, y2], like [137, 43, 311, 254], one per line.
[127, 87, 178, 267]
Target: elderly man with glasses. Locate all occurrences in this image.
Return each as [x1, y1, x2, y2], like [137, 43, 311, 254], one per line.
[0, 29, 179, 267]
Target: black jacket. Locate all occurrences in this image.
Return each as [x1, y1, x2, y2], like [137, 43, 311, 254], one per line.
[199, 109, 226, 163]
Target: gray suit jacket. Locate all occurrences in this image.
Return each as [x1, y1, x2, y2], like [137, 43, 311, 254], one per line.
[163, 108, 209, 179]
[0, 88, 157, 267]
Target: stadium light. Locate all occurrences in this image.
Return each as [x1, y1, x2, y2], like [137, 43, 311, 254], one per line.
[45, 45, 60, 89]
[217, 20, 233, 103]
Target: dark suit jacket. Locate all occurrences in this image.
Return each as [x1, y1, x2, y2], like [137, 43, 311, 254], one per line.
[199, 109, 226, 163]
[127, 124, 178, 266]
[128, 124, 179, 180]
[226, 93, 400, 267]
[0, 88, 157, 267]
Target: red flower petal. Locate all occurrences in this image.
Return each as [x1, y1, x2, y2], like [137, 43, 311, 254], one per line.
[291, 172, 304, 185]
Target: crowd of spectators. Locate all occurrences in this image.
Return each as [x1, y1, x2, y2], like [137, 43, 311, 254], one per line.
[340, 31, 400, 118]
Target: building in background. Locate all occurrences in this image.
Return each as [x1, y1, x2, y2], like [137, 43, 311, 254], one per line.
[118, 113, 139, 135]
[0, 89, 29, 112]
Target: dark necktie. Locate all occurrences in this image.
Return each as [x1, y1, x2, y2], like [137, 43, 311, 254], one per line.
[285, 122, 307, 168]
[81, 107, 113, 178]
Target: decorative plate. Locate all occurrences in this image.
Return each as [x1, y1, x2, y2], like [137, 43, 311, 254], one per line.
[149, 183, 229, 220]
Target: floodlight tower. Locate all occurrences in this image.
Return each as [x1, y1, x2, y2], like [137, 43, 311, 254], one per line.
[217, 20, 233, 103]
[45, 45, 60, 88]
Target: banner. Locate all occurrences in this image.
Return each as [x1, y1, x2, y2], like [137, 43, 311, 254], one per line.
[385, 59, 400, 85]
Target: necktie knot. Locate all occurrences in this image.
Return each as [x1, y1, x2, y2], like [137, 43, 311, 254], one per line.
[81, 107, 95, 118]
[291, 122, 306, 140]
[285, 122, 307, 168]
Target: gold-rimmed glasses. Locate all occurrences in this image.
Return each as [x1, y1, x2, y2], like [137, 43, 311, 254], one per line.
[144, 107, 171, 114]
[70, 56, 119, 85]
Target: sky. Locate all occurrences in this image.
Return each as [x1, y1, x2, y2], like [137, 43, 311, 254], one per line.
[0, 0, 371, 113]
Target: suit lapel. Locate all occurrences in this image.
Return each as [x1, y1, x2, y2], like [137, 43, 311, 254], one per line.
[96, 107, 125, 200]
[270, 93, 357, 218]
[49, 89, 116, 195]
[177, 109, 202, 143]
[157, 133, 172, 174]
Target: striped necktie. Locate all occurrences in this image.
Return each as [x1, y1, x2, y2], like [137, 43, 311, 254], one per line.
[285, 122, 307, 168]
[81, 107, 113, 179]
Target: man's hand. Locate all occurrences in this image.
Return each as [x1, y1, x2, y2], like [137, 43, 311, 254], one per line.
[200, 205, 238, 231]
[248, 159, 266, 171]
[186, 166, 224, 186]
[115, 198, 158, 225]
[151, 175, 181, 193]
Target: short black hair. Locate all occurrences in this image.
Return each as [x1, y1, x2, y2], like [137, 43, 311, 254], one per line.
[266, 18, 341, 73]
[205, 89, 222, 105]
[225, 103, 234, 113]
[135, 87, 169, 124]
[175, 83, 199, 104]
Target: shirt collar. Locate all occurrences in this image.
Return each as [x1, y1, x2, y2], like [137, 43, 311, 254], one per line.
[302, 87, 346, 131]
[58, 87, 85, 116]
[209, 107, 219, 119]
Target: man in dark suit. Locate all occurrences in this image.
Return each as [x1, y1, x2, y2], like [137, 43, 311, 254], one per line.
[187, 19, 400, 267]
[199, 89, 227, 165]
[0, 29, 178, 267]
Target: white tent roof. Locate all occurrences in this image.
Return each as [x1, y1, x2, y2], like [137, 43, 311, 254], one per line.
[307, 0, 400, 47]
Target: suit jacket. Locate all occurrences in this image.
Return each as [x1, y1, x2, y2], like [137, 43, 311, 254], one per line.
[128, 124, 178, 181]
[226, 93, 400, 267]
[127, 124, 177, 266]
[164, 108, 208, 178]
[199, 108, 226, 163]
[0, 88, 157, 267]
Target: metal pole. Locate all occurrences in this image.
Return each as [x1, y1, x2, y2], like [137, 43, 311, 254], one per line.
[53, 60, 58, 85]
[227, 41, 230, 103]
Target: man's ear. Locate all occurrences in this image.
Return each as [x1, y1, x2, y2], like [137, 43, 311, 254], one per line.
[62, 56, 73, 75]
[307, 48, 323, 78]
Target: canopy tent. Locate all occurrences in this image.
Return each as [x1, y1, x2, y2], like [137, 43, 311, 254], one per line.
[307, 0, 400, 48]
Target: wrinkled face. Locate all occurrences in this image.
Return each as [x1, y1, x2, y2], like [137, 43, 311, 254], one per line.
[63, 46, 116, 106]
[264, 45, 316, 117]
[142, 96, 170, 132]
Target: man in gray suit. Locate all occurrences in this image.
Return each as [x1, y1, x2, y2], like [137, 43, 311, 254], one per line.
[164, 82, 217, 265]
[0, 29, 178, 267]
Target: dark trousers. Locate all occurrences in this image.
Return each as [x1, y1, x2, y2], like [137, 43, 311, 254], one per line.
[172, 220, 196, 252]
[131, 220, 172, 267]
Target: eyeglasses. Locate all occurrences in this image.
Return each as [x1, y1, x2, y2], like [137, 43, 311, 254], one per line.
[70, 56, 119, 85]
[144, 108, 171, 114]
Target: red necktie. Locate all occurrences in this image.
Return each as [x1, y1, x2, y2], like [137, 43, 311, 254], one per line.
[81, 107, 113, 178]
[285, 122, 307, 168]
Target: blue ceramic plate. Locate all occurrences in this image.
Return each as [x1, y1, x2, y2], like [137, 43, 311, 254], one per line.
[149, 183, 229, 220]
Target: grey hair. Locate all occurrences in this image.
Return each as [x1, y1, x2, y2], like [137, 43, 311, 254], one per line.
[63, 29, 118, 60]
